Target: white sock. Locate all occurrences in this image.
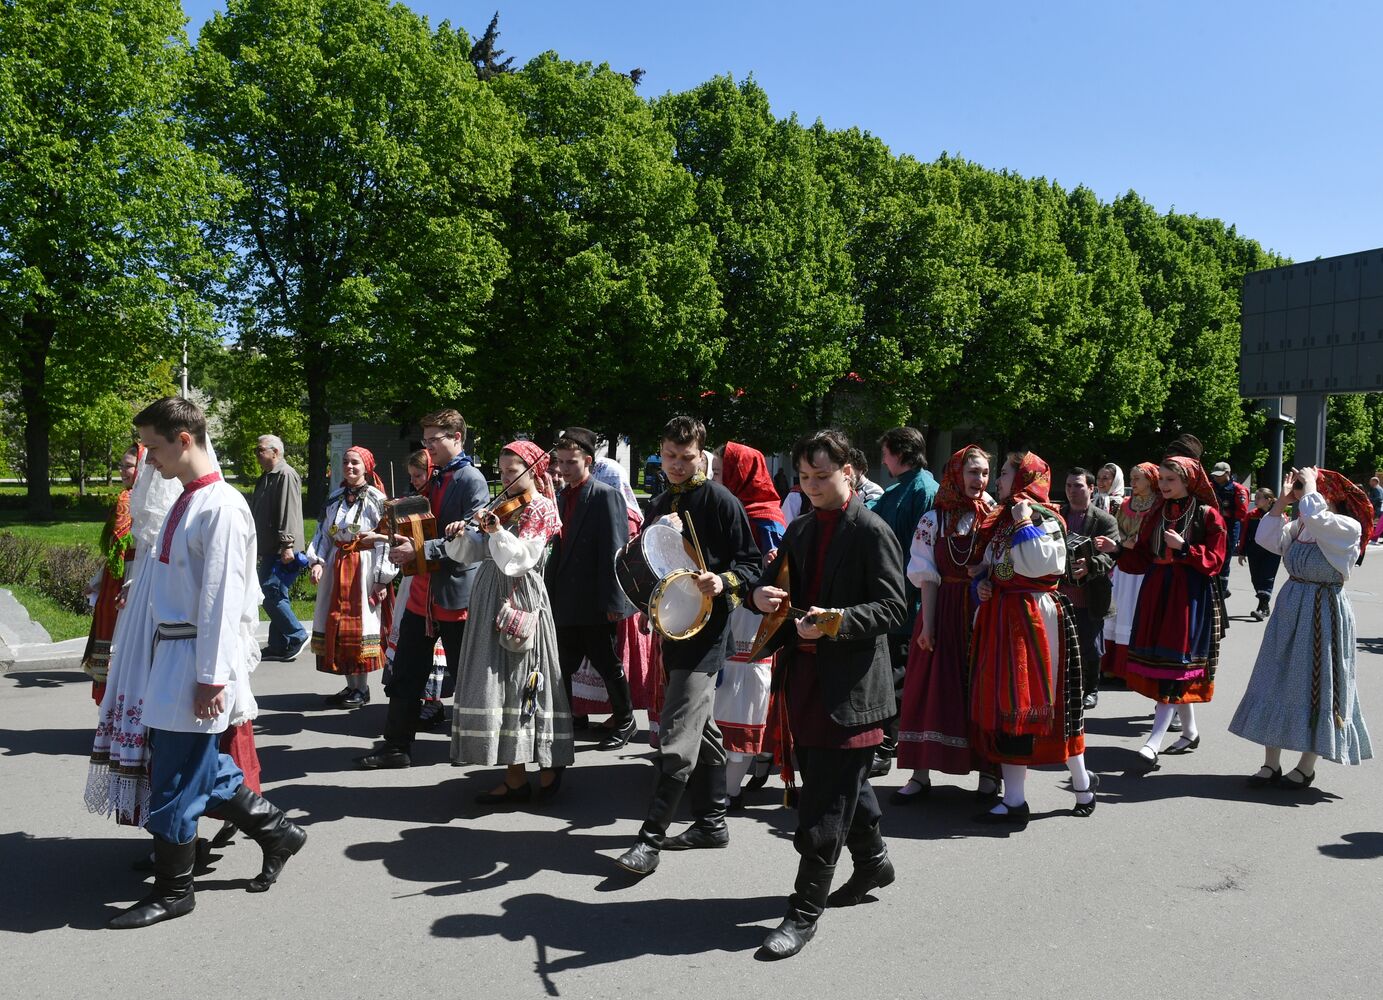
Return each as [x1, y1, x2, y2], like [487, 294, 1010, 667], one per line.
[1175, 704, 1198, 741]
[994, 763, 1026, 810]
[1295, 752, 1319, 777]
[1143, 703, 1175, 755]
[1261, 747, 1283, 774]
[346, 673, 368, 692]
[1066, 754, 1092, 798]
[725, 756, 752, 793]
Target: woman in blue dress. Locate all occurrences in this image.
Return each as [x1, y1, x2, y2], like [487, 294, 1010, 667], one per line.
[1229, 467, 1373, 790]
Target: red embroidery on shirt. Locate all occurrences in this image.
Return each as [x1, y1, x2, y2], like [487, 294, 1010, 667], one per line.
[158, 473, 223, 564]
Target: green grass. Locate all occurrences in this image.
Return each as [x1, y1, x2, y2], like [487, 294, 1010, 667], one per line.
[7, 583, 92, 643]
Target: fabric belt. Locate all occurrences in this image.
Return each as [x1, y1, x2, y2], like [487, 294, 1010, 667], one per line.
[797, 641, 818, 654]
[1288, 576, 1340, 589]
[941, 575, 969, 584]
[152, 621, 197, 658]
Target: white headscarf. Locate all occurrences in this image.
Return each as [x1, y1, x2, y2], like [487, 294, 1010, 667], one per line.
[593, 458, 642, 526]
[1096, 462, 1125, 511]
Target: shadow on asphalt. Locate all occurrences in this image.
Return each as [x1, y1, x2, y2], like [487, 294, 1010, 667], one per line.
[0, 831, 159, 932]
[1358, 635, 1383, 656]
[4, 670, 88, 689]
[0, 726, 94, 758]
[431, 892, 782, 988]
[1318, 831, 1383, 859]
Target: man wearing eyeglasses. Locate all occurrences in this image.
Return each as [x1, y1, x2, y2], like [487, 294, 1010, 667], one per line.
[250, 434, 307, 662]
[357, 409, 488, 769]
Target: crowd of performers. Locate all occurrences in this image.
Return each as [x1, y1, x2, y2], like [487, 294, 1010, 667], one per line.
[79, 401, 1375, 959]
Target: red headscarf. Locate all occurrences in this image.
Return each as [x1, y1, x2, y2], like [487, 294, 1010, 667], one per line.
[978, 451, 1060, 539]
[343, 446, 387, 495]
[1163, 456, 1215, 506]
[1316, 469, 1373, 563]
[501, 440, 555, 500]
[719, 442, 786, 527]
[1131, 461, 1160, 490]
[934, 444, 992, 522]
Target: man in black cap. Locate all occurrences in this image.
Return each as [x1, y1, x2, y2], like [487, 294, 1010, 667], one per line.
[1210, 460, 1249, 598]
[547, 427, 638, 750]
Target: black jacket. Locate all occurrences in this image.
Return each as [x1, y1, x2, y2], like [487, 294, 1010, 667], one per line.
[645, 480, 762, 673]
[546, 477, 630, 626]
[420, 463, 490, 611]
[749, 495, 905, 728]
[1060, 503, 1120, 620]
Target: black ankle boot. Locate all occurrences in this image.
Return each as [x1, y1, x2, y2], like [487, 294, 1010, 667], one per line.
[599, 674, 638, 750]
[109, 836, 197, 929]
[665, 762, 730, 850]
[616, 772, 686, 876]
[827, 829, 895, 907]
[759, 861, 835, 960]
[217, 785, 307, 893]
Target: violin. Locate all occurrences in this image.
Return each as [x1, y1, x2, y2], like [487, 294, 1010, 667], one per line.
[488, 489, 535, 527]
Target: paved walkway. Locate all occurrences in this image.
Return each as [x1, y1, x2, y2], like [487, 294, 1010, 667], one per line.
[3, 556, 1382, 999]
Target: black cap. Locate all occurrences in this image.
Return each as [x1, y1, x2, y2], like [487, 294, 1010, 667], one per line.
[558, 427, 598, 457]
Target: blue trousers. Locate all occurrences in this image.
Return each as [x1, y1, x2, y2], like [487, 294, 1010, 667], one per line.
[146, 729, 244, 844]
[1218, 522, 1242, 589]
[259, 555, 307, 654]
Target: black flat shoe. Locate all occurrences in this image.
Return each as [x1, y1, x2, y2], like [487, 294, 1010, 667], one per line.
[975, 775, 1002, 801]
[355, 749, 411, 770]
[888, 780, 931, 805]
[1071, 773, 1100, 818]
[1168, 715, 1183, 733]
[323, 687, 353, 708]
[1133, 748, 1160, 774]
[598, 718, 638, 751]
[1162, 735, 1200, 756]
[1082, 691, 1099, 710]
[1278, 767, 1316, 791]
[1246, 765, 1282, 787]
[475, 780, 532, 805]
[535, 769, 563, 803]
[975, 801, 1029, 825]
[746, 755, 773, 791]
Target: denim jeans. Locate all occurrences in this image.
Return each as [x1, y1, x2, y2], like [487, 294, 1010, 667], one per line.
[259, 555, 307, 654]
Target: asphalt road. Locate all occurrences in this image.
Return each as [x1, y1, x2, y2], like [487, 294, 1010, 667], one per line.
[3, 555, 1382, 999]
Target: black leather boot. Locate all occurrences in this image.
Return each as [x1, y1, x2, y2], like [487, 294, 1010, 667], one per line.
[615, 772, 686, 876]
[599, 673, 638, 751]
[758, 860, 835, 959]
[217, 784, 307, 893]
[108, 836, 197, 929]
[827, 827, 895, 907]
[664, 761, 730, 850]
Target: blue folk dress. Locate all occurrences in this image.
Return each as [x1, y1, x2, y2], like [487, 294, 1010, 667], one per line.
[1228, 493, 1371, 764]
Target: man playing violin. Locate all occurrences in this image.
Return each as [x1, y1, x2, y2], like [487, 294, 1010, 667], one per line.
[615, 416, 762, 876]
[746, 429, 906, 959]
[546, 428, 637, 750]
[356, 409, 489, 770]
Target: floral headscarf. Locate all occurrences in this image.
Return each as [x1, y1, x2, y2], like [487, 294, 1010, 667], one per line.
[934, 444, 992, 521]
[1316, 469, 1373, 564]
[719, 442, 786, 527]
[501, 440, 555, 501]
[593, 457, 642, 525]
[1163, 456, 1215, 507]
[1131, 462, 1160, 492]
[978, 451, 1061, 539]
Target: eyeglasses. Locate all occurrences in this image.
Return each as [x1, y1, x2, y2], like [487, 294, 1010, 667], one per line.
[422, 434, 455, 446]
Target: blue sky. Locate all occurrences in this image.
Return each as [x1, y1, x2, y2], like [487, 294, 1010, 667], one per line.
[179, 1, 1382, 262]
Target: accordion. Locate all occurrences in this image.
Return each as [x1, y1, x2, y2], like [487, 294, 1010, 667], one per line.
[385, 495, 440, 577]
[1064, 532, 1096, 584]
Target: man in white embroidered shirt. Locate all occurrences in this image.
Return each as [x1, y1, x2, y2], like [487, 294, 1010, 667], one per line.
[107, 397, 306, 930]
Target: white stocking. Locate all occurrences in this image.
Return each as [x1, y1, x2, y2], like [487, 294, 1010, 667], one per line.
[996, 763, 1026, 809]
[1143, 703, 1175, 756]
[346, 673, 368, 692]
[1066, 754, 1092, 797]
[1175, 703, 1198, 741]
[725, 755, 753, 793]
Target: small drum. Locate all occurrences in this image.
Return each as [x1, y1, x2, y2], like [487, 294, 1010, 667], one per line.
[617, 523, 712, 641]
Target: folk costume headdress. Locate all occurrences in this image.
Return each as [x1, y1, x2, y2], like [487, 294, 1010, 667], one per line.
[719, 442, 786, 528]
[978, 451, 1062, 541]
[343, 446, 387, 495]
[502, 439, 556, 501]
[1131, 461, 1160, 491]
[593, 457, 643, 527]
[1162, 455, 1216, 507]
[934, 444, 992, 532]
[1315, 468, 1373, 564]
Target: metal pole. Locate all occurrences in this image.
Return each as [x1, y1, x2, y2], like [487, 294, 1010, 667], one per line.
[1293, 392, 1328, 468]
[181, 338, 189, 397]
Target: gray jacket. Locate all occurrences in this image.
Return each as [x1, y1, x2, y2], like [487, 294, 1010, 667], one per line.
[250, 460, 305, 560]
[420, 463, 490, 611]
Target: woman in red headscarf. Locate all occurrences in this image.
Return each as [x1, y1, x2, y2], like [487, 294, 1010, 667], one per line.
[1099, 461, 1160, 681]
[81, 444, 143, 703]
[306, 445, 398, 708]
[892, 445, 998, 803]
[1229, 467, 1372, 789]
[969, 451, 1096, 823]
[1122, 456, 1227, 770]
[444, 441, 573, 804]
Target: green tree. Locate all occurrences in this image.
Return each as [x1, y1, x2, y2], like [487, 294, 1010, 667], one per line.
[185, 0, 519, 511]
[656, 77, 859, 448]
[470, 53, 721, 448]
[1326, 393, 1374, 478]
[0, 0, 227, 518]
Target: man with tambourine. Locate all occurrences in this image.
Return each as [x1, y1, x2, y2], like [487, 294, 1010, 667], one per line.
[614, 416, 762, 877]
